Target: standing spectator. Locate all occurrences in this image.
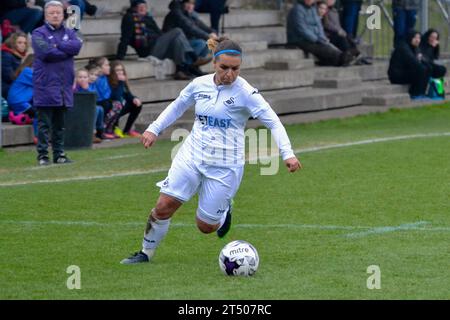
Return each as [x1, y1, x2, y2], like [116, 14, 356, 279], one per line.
[318, 1, 361, 61]
[420, 29, 447, 79]
[340, 0, 362, 40]
[0, 0, 43, 34]
[163, 0, 216, 76]
[388, 30, 431, 99]
[116, 0, 198, 80]
[32, 0, 82, 165]
[392, 0, 420, 47]
[194, 0, 227, 34]
[108, 61, 142, 138]
[2, 32, 29, 98]
[287, 0, 353, 67]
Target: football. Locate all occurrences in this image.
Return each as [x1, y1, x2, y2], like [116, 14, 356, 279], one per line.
[218, 240, 259, 276]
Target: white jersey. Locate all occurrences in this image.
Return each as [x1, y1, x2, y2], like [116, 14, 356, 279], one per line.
[147, 74, 295, 167]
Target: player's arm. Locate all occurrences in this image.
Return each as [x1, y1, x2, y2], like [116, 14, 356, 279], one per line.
[142, 81, 196, 148]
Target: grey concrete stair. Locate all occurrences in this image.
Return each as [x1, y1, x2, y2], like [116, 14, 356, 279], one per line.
[1, 123, 34, 147]
[81, 10, 281, 36]
[362, 93, 412, 106]
[313, 77, 362, 89]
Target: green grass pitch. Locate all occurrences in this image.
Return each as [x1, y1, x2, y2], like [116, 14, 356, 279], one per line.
[0, 104, 449, 299]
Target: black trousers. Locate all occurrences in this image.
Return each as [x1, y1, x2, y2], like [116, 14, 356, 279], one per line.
[292, 41, 343, 66]
[36, 107, 67, 160]
[115, 99, 142, 133]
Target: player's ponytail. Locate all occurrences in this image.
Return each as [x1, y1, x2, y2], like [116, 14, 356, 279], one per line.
[207, 36, 242, 60]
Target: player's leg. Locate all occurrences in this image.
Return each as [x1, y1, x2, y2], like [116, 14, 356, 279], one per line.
[121, 155, 201, 264]
[196, 166, 244, 237]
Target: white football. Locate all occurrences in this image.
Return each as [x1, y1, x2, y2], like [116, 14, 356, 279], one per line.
[219, 240, 259, 276]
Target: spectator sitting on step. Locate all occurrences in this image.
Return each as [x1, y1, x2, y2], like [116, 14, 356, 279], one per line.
[0, 0, 43, 34]
[74, 68, 109, 143]
[108, 61, 142, 138]
[163, 0, 217, 77]
[90, 57, 123, 138]
[287, 0, 353, 67]
[1, 32, 29, 98]
[318, 0, 366, 64]
[388, 30, 434, 100]
[7, 53, 38, 143]
[420, 29, 447, 79]
[117, 0, 199, 80]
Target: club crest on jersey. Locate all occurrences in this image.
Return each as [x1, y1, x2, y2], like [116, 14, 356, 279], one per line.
[224, 97, 235, 106]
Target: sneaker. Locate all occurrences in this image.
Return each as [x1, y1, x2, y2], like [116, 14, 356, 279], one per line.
[114, 127, 125, 138]
[38, 156, 50, 166]
[53, 154, 73, 164]
[93, 135, 102, 144]
[217, 204, 233, 238]
[33, 136, 38, 145]
[124, 130, 141, 138]
[120, 251, 150, 265]
[102, 133, 116, 140]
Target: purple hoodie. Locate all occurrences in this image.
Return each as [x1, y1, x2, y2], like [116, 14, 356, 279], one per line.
[32, 22, 83, 108]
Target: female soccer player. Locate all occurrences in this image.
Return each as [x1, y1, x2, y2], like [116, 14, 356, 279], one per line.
[121, 36, 302, 264]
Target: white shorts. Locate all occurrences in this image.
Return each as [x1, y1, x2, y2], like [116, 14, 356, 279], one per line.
[157, 152, 244, 225]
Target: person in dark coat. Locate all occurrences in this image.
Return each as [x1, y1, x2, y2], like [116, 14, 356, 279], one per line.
[32, 0, 83, 165]
[163, 0, 216, 76]
[117, 0, 197, 80]
[286, 0, 353, 67]
[392, 0, 420, 47]
[388, 30, 434, 99]
[420, 29, 447, 79]
[1, 32, 28, 98]
[0, 0, 43, 34]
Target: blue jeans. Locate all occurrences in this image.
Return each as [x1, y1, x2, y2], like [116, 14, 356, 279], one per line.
[95, 106, 104, 132]
[0, 7, 43, 33]
[393, 8, 417, 47]
[69, 0, 86, 20]
[190, 39, 209, 58]
[342, 2, 362, 39]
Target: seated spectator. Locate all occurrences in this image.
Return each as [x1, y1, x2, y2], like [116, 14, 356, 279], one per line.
[2, 32, 29, 98]
[89, 57, 121, 137]
[74, 68, 108, 143]
[287, 0, 353, 67]
[0, 0, 43, 34]
[388, 30, 437, 99]
[163, 0, 216, 76]
[318, 1, 364, 63]
[108, 61, 142, 138]
[392, 0, 420, 47]
[194, 0, 227, 34]
[7, 54, 38, 142]
[117, 0, 198, 80]
[61, 0, 106, 20]
[340, 0, 362, 40]
[420, 29, 447, 79]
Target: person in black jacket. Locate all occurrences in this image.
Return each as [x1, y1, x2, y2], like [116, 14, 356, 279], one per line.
[116, 0, 198, 80]
[420, 29, 447, 79]
[163, 0, 217, 76]
[0, 0, 43, 34]
[388, 30, 433, 99]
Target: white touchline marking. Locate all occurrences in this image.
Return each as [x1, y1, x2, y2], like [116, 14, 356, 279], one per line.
[344, 221, 431, 238]
[1, 220, 449, 235]
[1, 132, 449, 187]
